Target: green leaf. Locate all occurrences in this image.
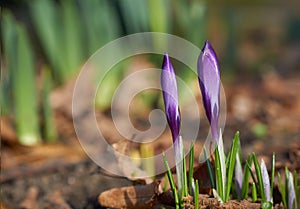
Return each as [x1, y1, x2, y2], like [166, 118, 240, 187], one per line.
[2, 11, 41, 145]
[148, 0, 169, 32]
[119, 0, 149, 33]
[195, 180, 199, 209]
[261, 201, 273, 209]
[225, 131, 239, 201]
[247, 160, 259, 194]
[189, 142, 195, 195]
[79, 0, 120, 55]
[215, 146, 224, 201]
[41, 67, 57, 142]
[182, 142, 188, 197]
[30, 0, 67, 83]
[204, 147, 215, 189]
[252, 153, 266, 202]
[293, 171, 299, 209]
[252, 182, 257, 202]
[213, 189, 224, 203]
[163, 152, 179, 209]
[270, 153, 275, 201]
[2, 10, 17, 115]
[95, 61, 126, 110]
[61, 0, 83, 75]
[241, 154, 253, 199]
[278, 172, 287, 207]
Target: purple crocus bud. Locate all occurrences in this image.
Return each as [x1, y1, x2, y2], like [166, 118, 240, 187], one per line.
[161, 53, 181, 144]
[235, 153, 243, 200]
[197, 40, 220, 142]
[261, 159, 271, 202]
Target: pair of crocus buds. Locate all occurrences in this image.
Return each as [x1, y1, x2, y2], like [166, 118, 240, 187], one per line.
[161, 40, 220, 148]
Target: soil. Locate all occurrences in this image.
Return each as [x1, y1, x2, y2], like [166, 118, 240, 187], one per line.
[1, 71, 300, 208]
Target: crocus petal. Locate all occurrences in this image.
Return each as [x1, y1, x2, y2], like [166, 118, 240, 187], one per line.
[235, 153, 243, 199]
[161, 53, 181, 143]
[261, 159, 271, 202]
[197, 40, 220, 141]
[287, 171, 296, 209]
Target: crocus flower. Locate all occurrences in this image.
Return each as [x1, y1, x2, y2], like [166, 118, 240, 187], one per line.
[161, 53, 181, 145]
[287, 170, 296, 209]
[261, 159, 271, 202]
[197, 40, 220, 142]
[235, 153, 243, 199]
[161, 53, 185, 196]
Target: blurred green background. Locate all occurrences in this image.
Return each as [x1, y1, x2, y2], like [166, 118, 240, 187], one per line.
[1, 0, 300, 145]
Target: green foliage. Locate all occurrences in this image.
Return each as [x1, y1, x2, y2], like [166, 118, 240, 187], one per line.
[2, 10, 40, 145]
[194, 180, 199, 209]
[188, 142, 195, 195]
[41, 67, 57, 142]
[251, 122, 268, 138]
[252, 153, 266, 202]
[204, 147, 215, 189]
[214, 132, 240, 202]
[163, 152, 179, 209]
[278, 167, 298, 209]
[30, 0, 68, 83]
[252, 182, 257, 202]
[224, 132, 239, 201]
[2, 0, 208, 145]
[215, 145, 224, 201]
[241, 154, 253, 199]
[140, 144, 155, 178]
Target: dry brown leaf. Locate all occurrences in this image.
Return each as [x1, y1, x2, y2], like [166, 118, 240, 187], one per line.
[98, 180, 162, 209]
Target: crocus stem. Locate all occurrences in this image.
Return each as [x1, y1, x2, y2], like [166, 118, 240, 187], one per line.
[217, 132, 226, 200]
[174, 136, 184, 199]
